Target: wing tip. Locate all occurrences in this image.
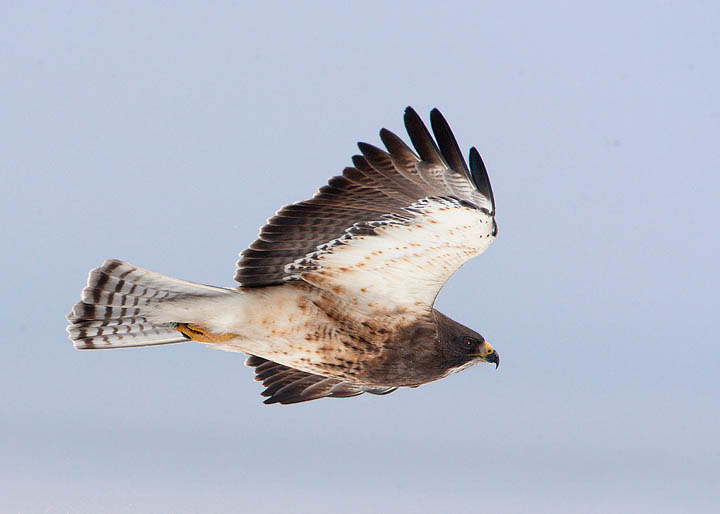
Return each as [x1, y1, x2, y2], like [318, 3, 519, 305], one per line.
[404, 105, 418, 116]
[469, 146, 495, 214]
[429, 107, 471, 177]
[402, 106, 445, 166]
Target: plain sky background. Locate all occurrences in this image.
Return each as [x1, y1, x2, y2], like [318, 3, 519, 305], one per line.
[2, 1, 719, 513]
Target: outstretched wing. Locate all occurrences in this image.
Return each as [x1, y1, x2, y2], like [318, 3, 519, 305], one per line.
[235, 107, 496, 312]
[245, 355, 397, 404]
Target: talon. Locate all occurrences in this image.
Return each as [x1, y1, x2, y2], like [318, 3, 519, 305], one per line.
[175, 323, 238, 343]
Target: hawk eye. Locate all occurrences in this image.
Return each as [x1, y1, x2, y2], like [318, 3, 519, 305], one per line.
[463, 337, 475, 347]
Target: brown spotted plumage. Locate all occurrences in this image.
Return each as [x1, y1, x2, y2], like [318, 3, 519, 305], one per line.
[67, 107, 500, 404]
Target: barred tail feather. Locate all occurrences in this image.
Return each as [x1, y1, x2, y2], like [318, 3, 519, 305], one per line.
[67, 259, 232, 350]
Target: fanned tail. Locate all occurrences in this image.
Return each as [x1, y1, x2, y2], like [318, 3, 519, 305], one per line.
[67, 259, 232, 349]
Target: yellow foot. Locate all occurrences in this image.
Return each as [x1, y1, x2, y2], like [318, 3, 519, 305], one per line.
[175, 323, 238, 343]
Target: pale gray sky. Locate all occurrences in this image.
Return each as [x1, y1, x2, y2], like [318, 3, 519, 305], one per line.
[2, 1, 719, 513]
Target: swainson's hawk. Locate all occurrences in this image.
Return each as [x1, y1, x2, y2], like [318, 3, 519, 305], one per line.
[67, 107, 499, 404]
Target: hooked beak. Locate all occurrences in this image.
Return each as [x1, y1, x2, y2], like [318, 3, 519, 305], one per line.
[486, 349, 500, 369]
[469, 342, 500, 369]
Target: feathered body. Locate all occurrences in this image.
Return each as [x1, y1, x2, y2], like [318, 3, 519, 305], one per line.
[67, 108, 499, 404]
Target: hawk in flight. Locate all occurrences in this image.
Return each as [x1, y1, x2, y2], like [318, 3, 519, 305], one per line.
[67, 107, 499, 404]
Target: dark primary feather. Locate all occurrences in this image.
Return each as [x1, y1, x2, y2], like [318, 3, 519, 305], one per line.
[245, 355, 397, 405]
[469, 147, 495, 214]
[234, 107, 494, 287]
[403, 107, 446, 167]
[430, 108, 472, 181]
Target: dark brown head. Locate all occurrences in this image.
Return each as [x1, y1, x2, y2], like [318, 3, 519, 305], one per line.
[433, 310, 499, 371]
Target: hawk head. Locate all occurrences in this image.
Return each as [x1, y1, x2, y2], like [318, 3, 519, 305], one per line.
[454, 334, 499, 369]
[434, 310, 499, 371]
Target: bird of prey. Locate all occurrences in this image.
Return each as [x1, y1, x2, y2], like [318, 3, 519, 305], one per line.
[66, 107, 499, 404]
